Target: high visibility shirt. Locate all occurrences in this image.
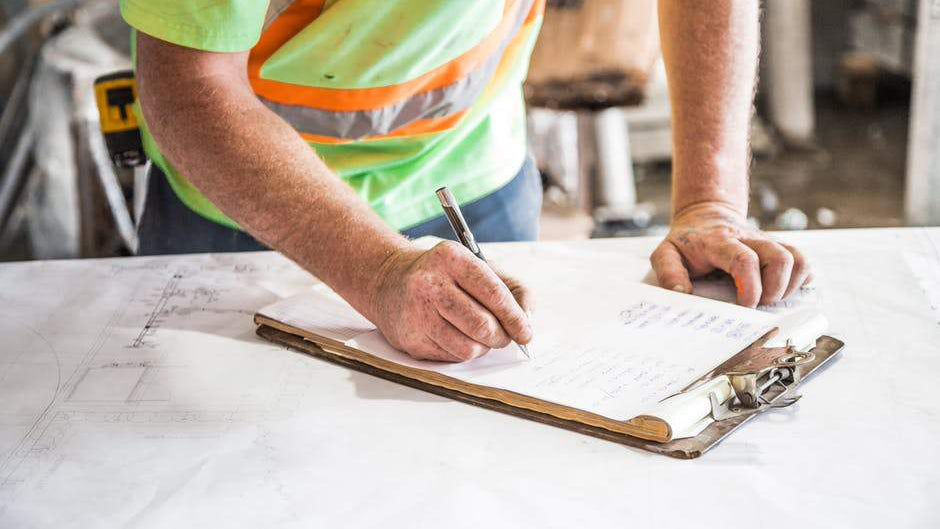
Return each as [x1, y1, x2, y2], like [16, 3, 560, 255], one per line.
[120, 0, 545, 230]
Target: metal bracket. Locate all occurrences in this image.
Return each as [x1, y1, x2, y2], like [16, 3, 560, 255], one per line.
[708, 345, 815, 422]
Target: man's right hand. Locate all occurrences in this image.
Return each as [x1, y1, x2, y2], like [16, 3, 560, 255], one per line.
[134, 34, 531, 359]
[368, 241, 534, 362]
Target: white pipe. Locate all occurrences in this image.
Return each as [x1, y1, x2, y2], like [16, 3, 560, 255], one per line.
[764, 0, 815, 144]
[593, 107, 636, 209]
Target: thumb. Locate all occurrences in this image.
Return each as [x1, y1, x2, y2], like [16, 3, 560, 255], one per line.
[650, 241, 693, 294]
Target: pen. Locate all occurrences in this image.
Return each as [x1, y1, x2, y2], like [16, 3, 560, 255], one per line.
[435, 186, 532, 360]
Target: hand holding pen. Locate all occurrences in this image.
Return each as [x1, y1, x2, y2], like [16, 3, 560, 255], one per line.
[436, 186, 533, 359]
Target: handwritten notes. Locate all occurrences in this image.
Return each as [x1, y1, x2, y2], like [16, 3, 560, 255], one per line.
[262, 242, 794, 422]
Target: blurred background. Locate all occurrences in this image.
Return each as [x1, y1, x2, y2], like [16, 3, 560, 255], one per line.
[0, 0, 932, 261]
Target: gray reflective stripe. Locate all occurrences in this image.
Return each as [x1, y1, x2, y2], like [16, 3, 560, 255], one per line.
[257, 0, 535, 140]
[263, 0, 295, 32]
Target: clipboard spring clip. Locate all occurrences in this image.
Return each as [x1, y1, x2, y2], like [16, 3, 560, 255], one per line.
[708, 345, 816, 422]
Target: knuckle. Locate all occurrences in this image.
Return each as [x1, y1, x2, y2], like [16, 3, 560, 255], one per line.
[731, 250, 758, 270]
[466, 342, 488, 360]
[502, 313, 527, 337]
[436, 240, 463, 259]
[470, 315, 494, 340]
[769, 250, 794, 268]
[650, 249, 667, 267]
[451, 340, 477, 360]
[792, 256, 809, 276]
[483, 280, 506, 302]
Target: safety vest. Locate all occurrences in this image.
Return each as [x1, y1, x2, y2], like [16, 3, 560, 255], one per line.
[250, 0, 544, 143]
[126, 0, 545, 230]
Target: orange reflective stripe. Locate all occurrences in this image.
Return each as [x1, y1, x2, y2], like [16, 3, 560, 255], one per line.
[525, 0, 545, 23]
[247, 0, 327, 81]
[298, 110, 470, 144]
[249, 0, 524, 111]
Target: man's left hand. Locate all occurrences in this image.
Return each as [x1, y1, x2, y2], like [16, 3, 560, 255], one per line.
[650, 202, 812, 307]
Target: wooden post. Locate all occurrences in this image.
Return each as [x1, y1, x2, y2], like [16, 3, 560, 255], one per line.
[906, 0, 940, 225]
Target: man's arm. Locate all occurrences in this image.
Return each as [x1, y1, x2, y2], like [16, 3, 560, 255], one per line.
[651, 0, 811, 307]
[135, 33, 532, 360]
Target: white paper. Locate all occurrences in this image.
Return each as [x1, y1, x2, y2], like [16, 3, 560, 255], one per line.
[904, 251, 940, 325]
[269, 244, 794, 421]
[3, 231, 940, 529]
[260, 288, 375, 342]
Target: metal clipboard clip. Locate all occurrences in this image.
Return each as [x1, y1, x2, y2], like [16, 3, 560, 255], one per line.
[707, 342, 816, 421]
[644, 327, 843, 458]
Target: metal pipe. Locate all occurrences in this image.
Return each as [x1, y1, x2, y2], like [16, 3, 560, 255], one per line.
[764, 0, 815, 144]
[0, 120, 35, 233]
[0, 50, 35, 151]
[0, 0, 87, 57]
[593, 107, 636, 209]
[85, 121, 139, 253]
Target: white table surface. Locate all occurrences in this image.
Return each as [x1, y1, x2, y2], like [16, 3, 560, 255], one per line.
[1, 228, 938, 528]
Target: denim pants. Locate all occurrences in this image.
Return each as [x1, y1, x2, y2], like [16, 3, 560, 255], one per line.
[137, 158, 542, 255]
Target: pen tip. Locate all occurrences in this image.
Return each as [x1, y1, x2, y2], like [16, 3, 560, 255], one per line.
[519, 344, 532, 359]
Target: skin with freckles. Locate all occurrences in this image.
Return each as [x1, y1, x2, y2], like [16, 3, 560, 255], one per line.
[135, 33, 533, 362]
[650, 0, 812, 307]
[372, 241, 533, 362]
[135, 0, 808, 362]
[651, 204, 812, 308]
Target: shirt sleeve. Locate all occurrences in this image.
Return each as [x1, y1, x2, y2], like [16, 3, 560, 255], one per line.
[120, 0, 270, 52]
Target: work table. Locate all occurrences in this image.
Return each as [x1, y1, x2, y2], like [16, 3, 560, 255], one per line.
[1, 228, 938, 528]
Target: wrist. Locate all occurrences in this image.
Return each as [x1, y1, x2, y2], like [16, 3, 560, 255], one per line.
[671, 200, 748, 225]
[359, 237, 417, 321]
[671, 159, 749, 218]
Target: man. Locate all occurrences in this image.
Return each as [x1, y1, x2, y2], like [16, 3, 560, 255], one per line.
[124, 0, 810, 363]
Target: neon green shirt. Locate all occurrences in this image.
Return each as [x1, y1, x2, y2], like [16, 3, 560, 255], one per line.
[121, 0, 543, 230]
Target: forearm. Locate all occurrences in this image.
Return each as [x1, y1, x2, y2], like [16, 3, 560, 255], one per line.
[136, 39, 407, 319]
[658, 0, 759, 216]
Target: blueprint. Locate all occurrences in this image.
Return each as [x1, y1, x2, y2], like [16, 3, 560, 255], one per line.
[0, 252, 318, 525]
[1, 230, 939, 528]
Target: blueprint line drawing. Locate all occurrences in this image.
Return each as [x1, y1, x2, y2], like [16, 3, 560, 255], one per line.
[0, 253, 315, 521]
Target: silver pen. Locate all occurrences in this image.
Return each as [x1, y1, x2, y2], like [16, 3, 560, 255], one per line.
[435, 186, 532, 359]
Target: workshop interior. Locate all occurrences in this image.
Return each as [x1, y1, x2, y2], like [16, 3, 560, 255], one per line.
[0, 0, 927, 259]
[1, 1, 938, 527]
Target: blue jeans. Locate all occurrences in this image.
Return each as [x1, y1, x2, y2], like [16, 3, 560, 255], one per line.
[138, 158, 542, 255]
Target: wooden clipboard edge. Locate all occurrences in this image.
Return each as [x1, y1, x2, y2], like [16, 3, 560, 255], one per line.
[256, 323, 688, 457]
[256, 324, 844, 460]
[254, 314, 670, 442]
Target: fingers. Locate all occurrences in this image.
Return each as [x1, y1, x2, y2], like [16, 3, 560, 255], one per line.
[444, 249, 533, 345]
[427, 318, 490, 362]
[494, 267, 534, 316]
[742, 239, 793, 305]
[781, 243, 812, 299]
[410, 336, 463, 363]
[708, 240, 763, 308]
[435, 283, 512, 349]
[650, 241, 693, 294]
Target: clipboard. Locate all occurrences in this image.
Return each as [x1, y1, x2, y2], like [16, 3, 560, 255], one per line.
[255, 319, 844, 460]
